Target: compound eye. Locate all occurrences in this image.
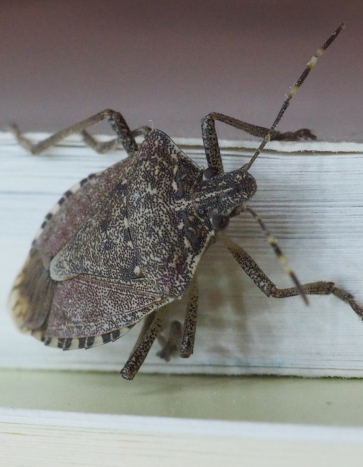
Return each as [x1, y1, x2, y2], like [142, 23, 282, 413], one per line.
[211, 213, 229, 231]
[203, 167, 219, 180]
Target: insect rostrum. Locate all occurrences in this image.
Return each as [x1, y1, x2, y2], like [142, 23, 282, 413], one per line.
[9, 23, 363, 380]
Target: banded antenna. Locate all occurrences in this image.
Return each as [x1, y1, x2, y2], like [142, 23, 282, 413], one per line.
[244, 22, 345, 171]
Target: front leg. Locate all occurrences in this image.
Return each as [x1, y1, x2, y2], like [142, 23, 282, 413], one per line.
[220, 233, 363, 318]
[201, 112, 316, 174]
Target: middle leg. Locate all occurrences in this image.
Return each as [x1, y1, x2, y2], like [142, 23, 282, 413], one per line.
[10, 109, 151, 156]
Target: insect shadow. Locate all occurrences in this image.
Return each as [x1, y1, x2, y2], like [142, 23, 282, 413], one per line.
[9, 22, 363, 380]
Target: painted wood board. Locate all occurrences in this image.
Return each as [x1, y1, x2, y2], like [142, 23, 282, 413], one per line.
[1, 132, 363, 376]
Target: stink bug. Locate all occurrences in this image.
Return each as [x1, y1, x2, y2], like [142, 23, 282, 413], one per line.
[9, 23, 363, 380]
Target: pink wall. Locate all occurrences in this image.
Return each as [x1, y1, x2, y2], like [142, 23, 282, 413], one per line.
[0, 0, 361, 141]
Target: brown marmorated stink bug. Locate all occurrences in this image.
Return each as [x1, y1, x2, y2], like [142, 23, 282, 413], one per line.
[9, 23, 363, 380]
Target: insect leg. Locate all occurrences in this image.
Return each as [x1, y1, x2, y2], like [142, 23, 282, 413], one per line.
[179, 273, 199, 358]
[120, 306, 167, 380]
[156, 275, 199, 361]
[157, 320, 183, 361]
[201, 112, 316, 174]
[81, 125, 151, 154]
[202, 23, 344, 174]
[10, 109, 150, 156]
[245, 206, 308, 304]
[220, 233, 363, 317]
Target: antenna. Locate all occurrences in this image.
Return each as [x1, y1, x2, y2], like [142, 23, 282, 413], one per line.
[245, 206, 309, 304]
[244, 22, 345, 171]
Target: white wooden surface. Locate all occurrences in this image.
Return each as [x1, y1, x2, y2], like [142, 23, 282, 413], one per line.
[3, 372, 363, 466]
[1, 132, 363, 376]
[3, 407, 363, 467]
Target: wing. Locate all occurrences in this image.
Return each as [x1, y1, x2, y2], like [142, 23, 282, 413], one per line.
[49, 177, 141, 283]
[34, 155, 134, 257]
[11, 247, 173, 345]
[46, 274, 173, 341]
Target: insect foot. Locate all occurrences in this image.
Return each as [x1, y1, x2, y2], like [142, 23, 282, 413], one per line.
[10, 22, 362, 380]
